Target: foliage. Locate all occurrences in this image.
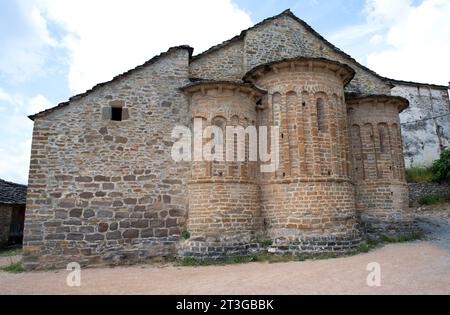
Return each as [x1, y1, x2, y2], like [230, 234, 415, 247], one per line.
[419, 193, 450, 206]
[180, 231, 191, 240]
[0, 262, 24, 273]
[430, 149, 450, 184]
[381, 233, 423, 243]
[405, 166, 433, 183]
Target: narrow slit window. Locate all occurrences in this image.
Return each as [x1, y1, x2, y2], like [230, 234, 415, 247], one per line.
[111, 107, 123, 121]
[316, 98, 326, 132]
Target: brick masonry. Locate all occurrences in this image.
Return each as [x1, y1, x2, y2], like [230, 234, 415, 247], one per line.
[23, 10, 441, 269]
[346, 96, 414, 235]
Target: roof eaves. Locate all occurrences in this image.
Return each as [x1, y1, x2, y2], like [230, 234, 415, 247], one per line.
[29, 45, 194, 121]
[389, 79, 449, 90]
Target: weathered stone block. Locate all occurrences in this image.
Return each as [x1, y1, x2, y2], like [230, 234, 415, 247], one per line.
[75, 177, 93, 183]
[85, 234, 105, 242]
[123, 229, 139, 239]
[79, 192, 94, 199]
[106, 231, 122, 240]
[98, 211, 114, 218]
[83, 209, 95, 219]
[154, 229, 168, 238]
[131, 220, 149, 229]
[98, 223, 109, 233]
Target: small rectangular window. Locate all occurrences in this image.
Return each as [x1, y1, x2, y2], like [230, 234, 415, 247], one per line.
[111, 107, 123, 121]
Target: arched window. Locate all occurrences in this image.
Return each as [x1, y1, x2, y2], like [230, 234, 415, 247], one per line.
[272, 93, 282, 127]
[211, 116, 227, 177]
[316, 98, 326, 132]
[378, 123, 389, 154]
[351, 124, 364, 180]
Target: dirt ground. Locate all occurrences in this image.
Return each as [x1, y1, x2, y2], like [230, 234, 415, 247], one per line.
[1, 204, 449, 295]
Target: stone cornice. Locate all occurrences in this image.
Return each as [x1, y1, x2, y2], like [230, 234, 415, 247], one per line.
[243, 57, 356, 86]
[346, 94, 410, 113]
[181, 80, 266, 98]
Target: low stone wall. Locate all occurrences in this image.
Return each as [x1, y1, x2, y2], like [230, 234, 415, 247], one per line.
[408, 183, 450, 206]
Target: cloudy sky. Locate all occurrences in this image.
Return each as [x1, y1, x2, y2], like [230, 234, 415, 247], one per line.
[0, 0, 449, 184]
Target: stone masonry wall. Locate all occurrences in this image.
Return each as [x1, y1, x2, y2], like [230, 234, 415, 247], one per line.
[347, 97, 413, 236]
[0, 204, 12, 248]
[408, 183, 450, 206]
[180, 83, 264, 258]
[393, 83, 450, 167]
[190, 40, 245, 81]
[24, 12, 421, 268]
[23, 48, 192, 270]
[191, 13, 391, 95]
[247, 58, 360, 251]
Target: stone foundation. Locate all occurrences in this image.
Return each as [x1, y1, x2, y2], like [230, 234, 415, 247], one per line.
[269, 233, 362, 255]
[178, 240, 261, 259]
[408, 183, 450, 206]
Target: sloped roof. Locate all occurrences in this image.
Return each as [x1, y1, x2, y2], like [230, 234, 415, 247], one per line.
[29, 45, 194, 121]
[193, 9, 447, 91]
[0, 179, 27, 205]
[346, 94, 410, 113]
[28, 9, 448, 121]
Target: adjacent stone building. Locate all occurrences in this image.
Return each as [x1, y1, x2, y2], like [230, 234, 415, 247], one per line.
[0, 179, 27, 248]
[23, 10, 449, 269]
[393, 81, 450, 167]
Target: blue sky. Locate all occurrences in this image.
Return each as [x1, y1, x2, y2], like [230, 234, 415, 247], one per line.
[0, 0, 449, 184]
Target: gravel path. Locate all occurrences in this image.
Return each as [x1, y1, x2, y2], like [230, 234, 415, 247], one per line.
[0, 255, 21, 267]
[1, 205, 449, 295]
[1, 242, 449, 295]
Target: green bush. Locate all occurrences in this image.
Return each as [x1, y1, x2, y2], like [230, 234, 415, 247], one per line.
[381, 233, 423, 243]
[0, 262, 24, 273]
[357, 242, 371, 253]
[419, 193, 450, 206]
[405, 166, 433, 183]
[431, 149, 450, 184]
[180, 231, 191, 240]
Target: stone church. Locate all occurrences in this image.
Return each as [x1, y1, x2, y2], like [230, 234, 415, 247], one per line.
[23, 10, 449, 270]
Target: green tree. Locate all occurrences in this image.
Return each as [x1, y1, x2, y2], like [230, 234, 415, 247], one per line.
[431, 149, 450, 184]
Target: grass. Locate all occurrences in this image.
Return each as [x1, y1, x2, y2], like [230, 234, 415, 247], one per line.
[419, 193, 450, 206]
[0, 262, 24, 273]
[177, 254, 312, 267]
[0, 248, 22, 258]
[357, 242, 372, 253]
[177, 233, 424, 267]
[178, 251, 362, 267]
[405, 166, 433, 183]
[380, 232, 424, 243]
[177, 256, 257, 267]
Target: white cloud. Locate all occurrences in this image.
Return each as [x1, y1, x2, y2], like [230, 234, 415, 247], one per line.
[0, 88, 53, 184]
[27, 94, 54, 115]
[36, 0, 253, 94]
[0, 0, 57, 83]
[328, 0, 450, 85]
[0, 0, 252, 184]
